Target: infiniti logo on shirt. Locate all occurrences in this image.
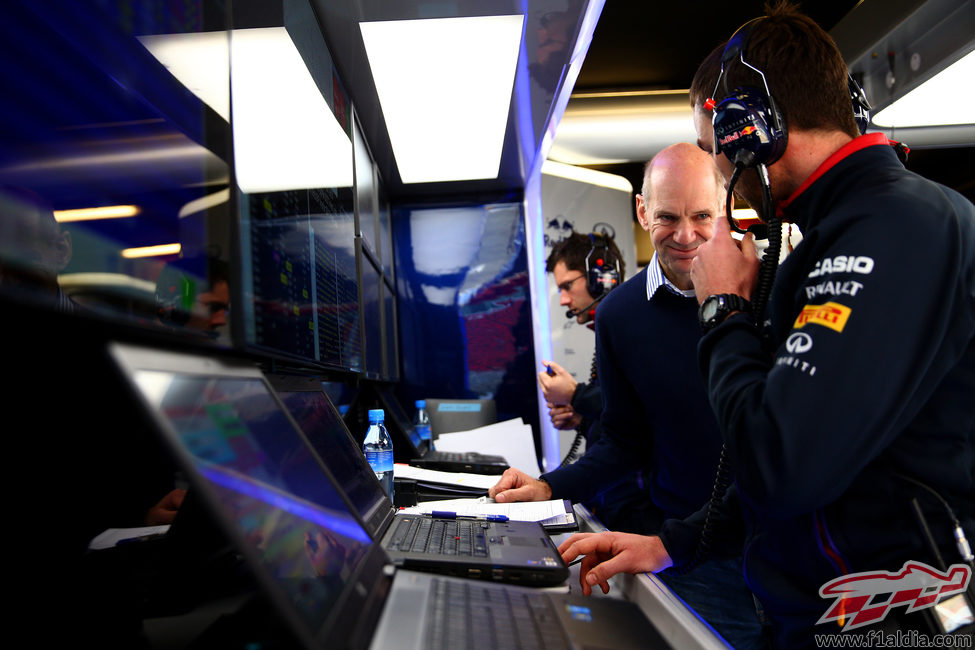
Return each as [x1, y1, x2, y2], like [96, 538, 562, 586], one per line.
[786, 332, 813, 354]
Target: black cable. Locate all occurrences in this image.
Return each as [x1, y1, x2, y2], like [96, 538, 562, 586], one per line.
[560, 352, 598, 467]
[667, 164, 782, 576]
[911, 498, 948, 571]
[750, 163, 782, 326]
[898, 474, 975, 571]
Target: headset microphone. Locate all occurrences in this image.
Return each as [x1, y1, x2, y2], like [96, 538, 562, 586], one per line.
[565, 294, 606, 319]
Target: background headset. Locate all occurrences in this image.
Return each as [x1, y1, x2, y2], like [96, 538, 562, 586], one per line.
[584, 232, 621, 299]
[565, 233, 623, 319]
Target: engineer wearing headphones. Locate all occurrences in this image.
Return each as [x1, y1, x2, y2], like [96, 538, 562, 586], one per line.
[559, 2, 975, 647]
[536, 231, 652, 532]
[492, 143, 766, 649]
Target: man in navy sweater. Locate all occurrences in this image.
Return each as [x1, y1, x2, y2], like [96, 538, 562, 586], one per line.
[536, 231, 655, 532]
[559, 3, 975, 647]
[491, 143, 766, 648]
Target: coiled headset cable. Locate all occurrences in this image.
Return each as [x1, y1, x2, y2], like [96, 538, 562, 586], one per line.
[667, 162, 782, 576]
[560, 352, 598, 467]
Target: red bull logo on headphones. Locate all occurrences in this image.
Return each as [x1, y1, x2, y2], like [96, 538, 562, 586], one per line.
[718, 125, 759, 147]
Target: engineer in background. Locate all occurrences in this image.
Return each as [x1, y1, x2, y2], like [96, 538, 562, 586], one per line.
[536, 231, 651, 532]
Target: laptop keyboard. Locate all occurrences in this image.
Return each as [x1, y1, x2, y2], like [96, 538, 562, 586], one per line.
[426, 578, 570, 650]
[387, 516, 489, 556]
[425, 450, 503, 463]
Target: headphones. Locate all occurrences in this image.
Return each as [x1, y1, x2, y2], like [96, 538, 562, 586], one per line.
[849, 73, 872, 136]
[707, 18, 876, 170]
[584, 233, 621, 299]
[706, 18, 787, 169]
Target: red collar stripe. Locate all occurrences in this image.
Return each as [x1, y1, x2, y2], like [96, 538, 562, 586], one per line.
[777, 133, 890, 216]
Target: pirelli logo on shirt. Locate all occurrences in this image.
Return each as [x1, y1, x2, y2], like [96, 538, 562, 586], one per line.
[794, 301, 851, 332]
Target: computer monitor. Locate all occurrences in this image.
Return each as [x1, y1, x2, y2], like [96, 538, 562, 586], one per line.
[424, 398, 497, 437]
[238, 186, 363, 373]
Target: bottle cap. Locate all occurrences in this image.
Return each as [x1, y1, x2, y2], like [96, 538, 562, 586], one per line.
[368, 408, 384, 423]
[415, 399, 426, 408]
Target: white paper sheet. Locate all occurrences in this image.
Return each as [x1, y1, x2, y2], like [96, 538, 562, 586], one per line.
[433, 418, 540, 477]
[393, 463, 500, 489]
[398, 496, 573, 526]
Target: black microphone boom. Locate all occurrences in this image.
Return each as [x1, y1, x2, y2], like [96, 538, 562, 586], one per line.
[566, 294, 604, 319]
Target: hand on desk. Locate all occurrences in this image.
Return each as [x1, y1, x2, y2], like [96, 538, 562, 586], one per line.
[558, 532, 673, 596]
[488, 468, 552, 503]
[548, 403, 583, 430]
[537, 360, 577, 406]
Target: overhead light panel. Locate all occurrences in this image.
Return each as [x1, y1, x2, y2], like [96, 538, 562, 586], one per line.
[872, 50, 975, 128]
[360, 15, 524, 184]
[54, 205, 140, 223]
[541, 160, 632, 193]
[139, 32, 230, 121]
[231, 27, 353, 193]
[122, 243, 182, 259]
[140, 27, 353, 193]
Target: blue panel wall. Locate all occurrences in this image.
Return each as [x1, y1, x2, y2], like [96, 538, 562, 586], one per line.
[393, 202, 540, 456]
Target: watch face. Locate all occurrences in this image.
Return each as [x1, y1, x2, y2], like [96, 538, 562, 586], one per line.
[701, 296, 721, 321]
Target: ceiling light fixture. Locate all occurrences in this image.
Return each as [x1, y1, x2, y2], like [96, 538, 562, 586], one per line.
[54, 205, 141, 223]
[231, 27, 353, 193]
[872, 50, 975, 128]
[121, 243, 182, 258]
[140, 27, 353, 193]
[541, 160, 632, 192]
[360, 15, 524, 184]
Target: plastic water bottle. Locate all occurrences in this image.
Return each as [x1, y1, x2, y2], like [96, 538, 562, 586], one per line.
[363, 408, 394, 500]
[413, 399, 433, 449]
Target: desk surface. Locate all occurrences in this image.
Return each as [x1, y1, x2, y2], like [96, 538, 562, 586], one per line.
[568, 504, 732, 650]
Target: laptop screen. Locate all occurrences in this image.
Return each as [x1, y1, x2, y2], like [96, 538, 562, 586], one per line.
[276, 388, 389, 532]
[130, 369, 373, 638]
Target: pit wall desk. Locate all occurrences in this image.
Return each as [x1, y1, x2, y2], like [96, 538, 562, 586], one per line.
[567, 504, 733, 650]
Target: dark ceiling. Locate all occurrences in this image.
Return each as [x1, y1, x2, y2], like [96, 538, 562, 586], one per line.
[570, 0, 974, 202]
[574, 1, 859, 93]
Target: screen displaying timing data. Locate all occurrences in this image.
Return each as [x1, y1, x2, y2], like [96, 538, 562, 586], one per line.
[240, 187, 363, 373]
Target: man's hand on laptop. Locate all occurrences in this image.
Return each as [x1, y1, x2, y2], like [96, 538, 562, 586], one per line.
[557, 532, 673, 596]
[488, 468, 552, 503]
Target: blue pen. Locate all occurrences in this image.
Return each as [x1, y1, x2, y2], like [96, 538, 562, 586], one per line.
[431, 510, 456, 519]
[485, 514, 508, 522]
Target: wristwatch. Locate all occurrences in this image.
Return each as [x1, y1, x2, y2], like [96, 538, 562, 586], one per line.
[698, 294, 751, 332]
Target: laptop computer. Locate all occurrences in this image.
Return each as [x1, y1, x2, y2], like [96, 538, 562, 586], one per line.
[375, 387, 510, 475]
[108, 342, 667, 650]
[264, 372, 565, 585]
[267, 373, 576, 533]
[108, 345, 565, 588]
